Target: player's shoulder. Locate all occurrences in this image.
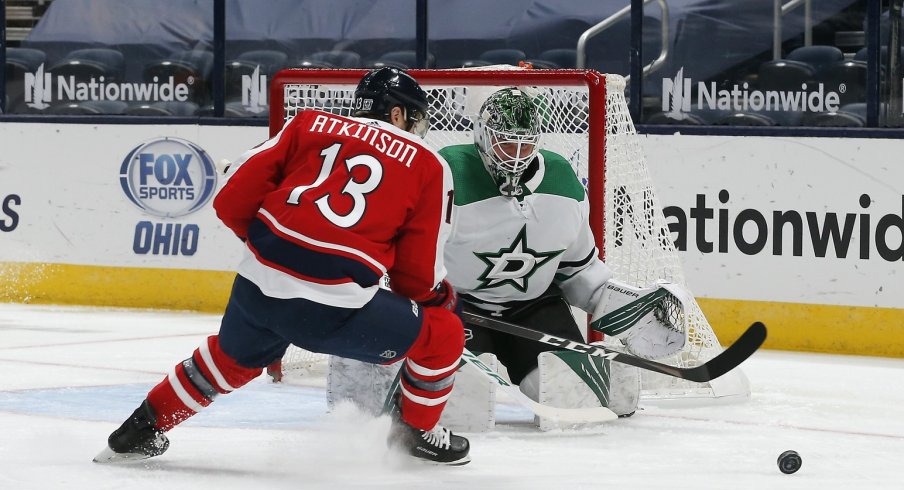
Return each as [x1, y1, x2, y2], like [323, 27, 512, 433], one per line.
[439, 143, 480, 162]
[438, 144, 499, 205]
[533, 150, 585, 201]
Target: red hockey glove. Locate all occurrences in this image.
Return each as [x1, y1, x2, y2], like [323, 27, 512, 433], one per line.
[420, 279, 459, 312]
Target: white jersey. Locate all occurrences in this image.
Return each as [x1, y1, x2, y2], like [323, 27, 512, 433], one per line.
[439, 144, 612, 313]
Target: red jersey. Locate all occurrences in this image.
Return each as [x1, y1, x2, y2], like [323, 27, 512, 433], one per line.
[214, 110, 454, 308]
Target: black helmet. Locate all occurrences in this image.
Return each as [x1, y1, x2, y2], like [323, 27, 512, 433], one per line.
[353, 67, 429, 137]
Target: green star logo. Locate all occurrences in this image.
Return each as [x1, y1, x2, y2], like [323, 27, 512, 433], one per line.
[473, 225, 563, 292]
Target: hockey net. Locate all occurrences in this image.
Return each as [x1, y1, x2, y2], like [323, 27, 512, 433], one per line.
[268, 66, 749, 403]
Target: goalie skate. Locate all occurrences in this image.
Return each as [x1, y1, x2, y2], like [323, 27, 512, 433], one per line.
[93, 400, 170, 464]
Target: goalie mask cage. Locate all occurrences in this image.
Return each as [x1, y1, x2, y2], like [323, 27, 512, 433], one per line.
[269, 67, 750, 403]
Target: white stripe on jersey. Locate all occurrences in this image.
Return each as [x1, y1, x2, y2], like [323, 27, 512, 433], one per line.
[257, 208, 388, 274]
[237, 247, 380, 308]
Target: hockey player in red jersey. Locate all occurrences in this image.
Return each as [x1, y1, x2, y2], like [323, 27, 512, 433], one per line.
[93, 67, 470, 466]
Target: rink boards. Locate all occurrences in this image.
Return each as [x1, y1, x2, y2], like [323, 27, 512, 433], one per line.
[1, 123, 902, 356]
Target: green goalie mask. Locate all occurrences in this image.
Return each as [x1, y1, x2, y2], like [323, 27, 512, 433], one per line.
[473, 88, 541, 196]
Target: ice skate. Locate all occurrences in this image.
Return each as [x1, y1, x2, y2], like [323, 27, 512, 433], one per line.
[93, 400, 170, 464]
[388, 414, 471, 466]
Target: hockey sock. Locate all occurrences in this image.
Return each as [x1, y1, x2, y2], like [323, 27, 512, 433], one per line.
[146, 335, 262, 431]
[398, 308, 465, 430]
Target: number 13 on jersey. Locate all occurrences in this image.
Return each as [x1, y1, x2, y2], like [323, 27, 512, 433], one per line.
[286, 142, 454, 228]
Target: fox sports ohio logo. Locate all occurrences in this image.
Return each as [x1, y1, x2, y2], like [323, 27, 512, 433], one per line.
[119, 137, 217, 218]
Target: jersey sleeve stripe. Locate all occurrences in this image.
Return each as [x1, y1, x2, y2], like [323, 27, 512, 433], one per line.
[257, 208, 387, 274]
[247, 218, 382, 287]
[237, 247, 379, 308]
[558, 249, 596, 270]
[246, 243, 356, 285]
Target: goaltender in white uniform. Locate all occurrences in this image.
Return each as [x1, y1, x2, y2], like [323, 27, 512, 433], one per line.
[328, 87, 689, 430]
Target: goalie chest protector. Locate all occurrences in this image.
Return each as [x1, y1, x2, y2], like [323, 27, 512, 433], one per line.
[440, 145, 592, 306]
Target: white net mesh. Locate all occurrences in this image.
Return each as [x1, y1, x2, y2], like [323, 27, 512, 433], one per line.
[599, 77, 748, 401]
[275, 67, 748, 402]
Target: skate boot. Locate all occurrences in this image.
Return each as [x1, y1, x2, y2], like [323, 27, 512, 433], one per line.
[388, 413, 470, 466]
[93, 399, 170, 464]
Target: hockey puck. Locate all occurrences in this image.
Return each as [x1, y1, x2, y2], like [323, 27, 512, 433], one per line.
[777, 450, 802, 474]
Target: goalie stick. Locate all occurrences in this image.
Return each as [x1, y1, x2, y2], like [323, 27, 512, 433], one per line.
[380, 349, 618, 423]
[462, 311, 766, 383]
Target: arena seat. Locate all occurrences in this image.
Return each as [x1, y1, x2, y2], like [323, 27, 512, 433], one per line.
[6, 47, 46, 72]
[143, 50, 213, 104]
[225, 50, 288, 100]
[227, 50, 288, 77]
[523, 59, 559, 69]
[460, 59, 493, 68]
[301, 50, 362, 68]
[371, 50, 435, 69]
[125, 101, 200, 117]
[757, 59, 817, 92]
[49, 48, 125, 81]
[5, 47, 47, 112]
[820, 60, 867, 106]
[198, 101, 270, 118]
[538, 48, 577, 69]
[715, 112, 777, 126]
[801, 110, 865, 127]
[786, 45, 844, 73]
[48, 100, 128, 115]
[644, 111, 707, 125]
[367, 60, 409, 70]
[478, 48, 527, 66]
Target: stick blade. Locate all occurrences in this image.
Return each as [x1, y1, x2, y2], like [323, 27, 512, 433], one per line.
[683, 322, 767, 383]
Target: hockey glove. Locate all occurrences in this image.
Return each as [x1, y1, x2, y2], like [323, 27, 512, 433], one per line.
[420, 279, 461, 315]
[589, 279, 687, 360]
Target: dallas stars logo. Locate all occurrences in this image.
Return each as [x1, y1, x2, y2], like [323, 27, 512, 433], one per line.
[473, 225, 563, 292]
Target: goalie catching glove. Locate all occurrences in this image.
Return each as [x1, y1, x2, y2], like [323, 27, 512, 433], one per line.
[590, 279, 688, 360]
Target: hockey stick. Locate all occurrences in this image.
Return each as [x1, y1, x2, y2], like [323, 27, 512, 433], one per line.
[379, 349, 618, 423]
[462, 311, 766, 383]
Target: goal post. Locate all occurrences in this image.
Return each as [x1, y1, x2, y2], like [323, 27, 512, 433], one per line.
[267, 66, 750, 403]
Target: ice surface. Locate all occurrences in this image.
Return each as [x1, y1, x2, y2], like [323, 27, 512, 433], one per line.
[1, 303, 902, 489]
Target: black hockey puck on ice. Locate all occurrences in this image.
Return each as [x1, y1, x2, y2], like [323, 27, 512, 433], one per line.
[777, 450, 802, 474]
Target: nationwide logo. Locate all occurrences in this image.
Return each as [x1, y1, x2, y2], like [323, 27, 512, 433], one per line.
[119, 137, 217, 218]
[24, 64, 52, 109]
[662, 66, 842, 120]
[241, 65, 267, 113]
[24, 63, 192, 109]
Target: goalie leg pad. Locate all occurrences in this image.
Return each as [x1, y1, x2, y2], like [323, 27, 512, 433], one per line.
[328, 353, 497, 432]
[327, 356, 399, 416]
[438, 352, 496, 432]
[536, 350, 639, 431]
